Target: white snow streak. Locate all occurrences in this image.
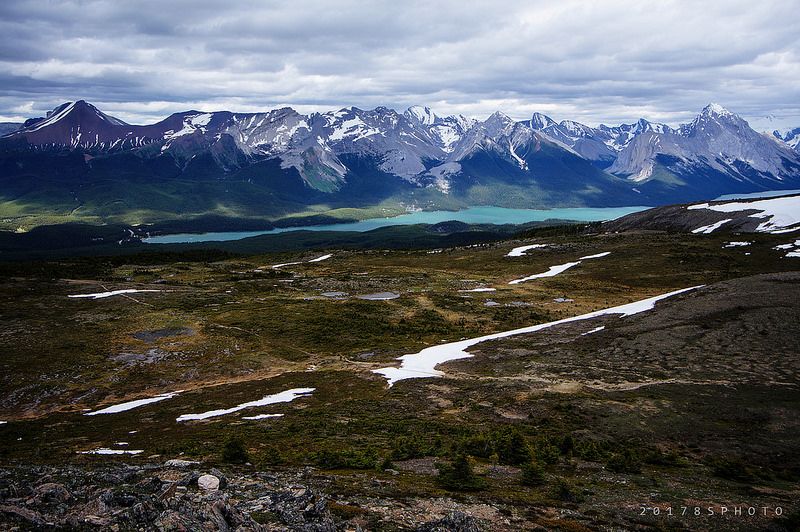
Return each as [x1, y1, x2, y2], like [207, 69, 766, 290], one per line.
[579, 251, 612, 259]
[506, 244, 546, 257]
[373, 286, 702, 386]
[69, 289, 161, 299]
[176, 388, 314, 422]
[85, 391, 182, 416]
[508, 251, 610, 284]
[691, 219, 732, 234]
[458, 287, 497, 292]
[241, 413, 284, 420]
[509, 262, 581, 284]
[79, 448, 144, 455]
[272, 254, 332, 268]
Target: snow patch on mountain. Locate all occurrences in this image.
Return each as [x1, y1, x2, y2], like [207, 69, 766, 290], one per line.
[687, 195, 800, 234]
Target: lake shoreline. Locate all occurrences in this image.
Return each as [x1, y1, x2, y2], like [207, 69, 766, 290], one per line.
[143, 205, 651, 244]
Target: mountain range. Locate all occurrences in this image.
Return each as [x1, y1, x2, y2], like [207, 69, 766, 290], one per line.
[1, 100, 799, 226]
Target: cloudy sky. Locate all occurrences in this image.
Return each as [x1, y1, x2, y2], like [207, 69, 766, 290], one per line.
[1, 0, 798, 131]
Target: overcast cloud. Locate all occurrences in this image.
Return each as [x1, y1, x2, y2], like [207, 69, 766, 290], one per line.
[1, 0, 798, 130]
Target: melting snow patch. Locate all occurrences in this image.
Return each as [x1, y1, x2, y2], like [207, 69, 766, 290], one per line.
[507, 244, 546, 257]
[509, 262, 581, 284]
[272, 261, 303, 269]
[272, 254, 333, 269]
[458, 287, 496, 292]
[69, 289, 161, 299]
[774, 239, 800, 257]
[688, 196, 800, 233]
[581, 326, 605, 336]
[724, 241, 752, 248]
[509, 252, 609, 284]
[0, 421, 6, 425]
[85, 391, 182, 415]
[176, 388, 314, 422]
[691, 219, 732, 234]
[242, 413, 284, 420]
[373, 286, 702, 386]
[79, 448, 143, 455]
[579, 251, 611, 260]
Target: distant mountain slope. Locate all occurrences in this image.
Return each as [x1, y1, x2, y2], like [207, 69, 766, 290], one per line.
[2, 100, 800, 225]
[602, 193, 800, 234]
[0, 122, 21, 136]
[774, 127, 800, 152]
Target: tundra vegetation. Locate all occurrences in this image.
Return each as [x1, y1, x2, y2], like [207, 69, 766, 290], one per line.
[0, 225, 798, 530]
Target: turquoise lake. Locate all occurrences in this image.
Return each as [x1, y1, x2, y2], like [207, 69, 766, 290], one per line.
[143, 205, 650, 244]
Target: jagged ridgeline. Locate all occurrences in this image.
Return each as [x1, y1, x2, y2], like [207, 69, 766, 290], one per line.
[1, 101, 799, 224]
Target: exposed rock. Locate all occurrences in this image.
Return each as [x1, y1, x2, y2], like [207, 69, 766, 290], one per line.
[418, 511, 482, 532]
[210, 468, 229, 489]
[197, 474, 220, 491]
[164, 458, 200, 468]
[30, 482, 71, 504]
[0, 504, 47, 527]
[0, 464, 507, 530]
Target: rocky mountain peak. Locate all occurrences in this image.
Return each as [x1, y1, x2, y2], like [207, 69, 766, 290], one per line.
[530, 112, 556, 130]
[405, 105, 438, 126]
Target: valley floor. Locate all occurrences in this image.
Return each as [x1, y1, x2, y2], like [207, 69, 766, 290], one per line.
[0, 229, 799, 530]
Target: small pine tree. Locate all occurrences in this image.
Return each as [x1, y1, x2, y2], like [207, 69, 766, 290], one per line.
[554, 477, 581, 502]
[436, 454, 486, 491]
[520, 460, 546, 486]
[493, 428, 531, 465]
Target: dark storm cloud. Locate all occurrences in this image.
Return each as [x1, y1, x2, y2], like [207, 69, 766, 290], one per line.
[1, 0, 798, 130]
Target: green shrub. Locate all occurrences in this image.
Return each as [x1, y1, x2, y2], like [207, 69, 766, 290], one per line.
[520, 461, 546, 486]
[493, 428, 531, 465]
[707, 456, 756, 482]
[312, 448, 378, 470]
[379, 456, 394, 471]
[559, 435, 575, 456]
[553, 477, 582, 503]
[459, 433, 493, 459]
[221, 436, 249, 464]
[606, 449, 642, 474]
[391, 435, 428, 460]
[535, 443, 562, 465]
[328, 502, 366, 520]
[436, 454, 486, 491]
[643, 447, 687, 467]
[257, 445, 285, 466]
[574, 440, 607, 462]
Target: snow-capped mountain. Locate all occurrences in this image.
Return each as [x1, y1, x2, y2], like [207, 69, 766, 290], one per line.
[403, 106, 476, 153]
[2, 100, 800, 213]
[447, 111, 536, 170]
[774, 127, 800, 152]
[608, 103, 800, 187]
[528, 113, 675, 168]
